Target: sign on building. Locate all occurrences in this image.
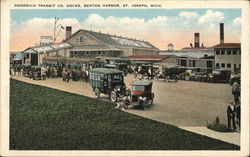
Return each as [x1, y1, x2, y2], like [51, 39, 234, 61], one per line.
[40, 36, 53, 45]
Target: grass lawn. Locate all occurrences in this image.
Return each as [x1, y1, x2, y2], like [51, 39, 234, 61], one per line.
[10, 79, 240, 150]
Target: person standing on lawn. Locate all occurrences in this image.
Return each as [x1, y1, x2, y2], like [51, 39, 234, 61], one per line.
[66, 70, 71, 82]
[235, 103, 241, 131]
[232, 82, 240, 105]
[227, 101, 236, 131]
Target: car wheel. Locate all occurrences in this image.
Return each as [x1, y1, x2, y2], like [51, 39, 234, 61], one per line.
[123, 100, 129, 109]
[185, 75, 190, 81]
[110, 91, 117, 102]
[126, 90, 131, 100]
[142, 100, 149, 110]
[94, 88, 100, 99]
[150, 99, 154, 105]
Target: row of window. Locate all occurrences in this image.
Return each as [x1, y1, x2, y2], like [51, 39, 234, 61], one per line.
[216, 63, 241, 69]
[72, 51, 102, 55]
[215, 49, 241, 55]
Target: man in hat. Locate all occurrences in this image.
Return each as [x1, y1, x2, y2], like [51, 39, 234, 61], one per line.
[232, 82, 240, 105]
[235, 103, 241, 131]
[227, 101, 236, 131]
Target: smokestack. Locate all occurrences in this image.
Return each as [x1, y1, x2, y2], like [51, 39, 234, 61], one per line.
[220, 23, 224, 44]
[194, 33, 200, 48]
[66, 26, 72, 40]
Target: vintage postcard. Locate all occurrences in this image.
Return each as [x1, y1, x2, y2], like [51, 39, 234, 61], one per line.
[1, 0, 249, 156]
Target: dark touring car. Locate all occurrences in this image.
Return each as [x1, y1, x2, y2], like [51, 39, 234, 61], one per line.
[123, 79, 154, 110]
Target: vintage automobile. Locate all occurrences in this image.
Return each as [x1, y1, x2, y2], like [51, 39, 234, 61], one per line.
[230, 75, 241, 85]
[89, 68, 130, 102]
[103, 64, 128, 76]
[208, 69, 231, 83]
[29, 66, 46, 80]
[123, 79, 154, 110]
[134, 64, 153, 79]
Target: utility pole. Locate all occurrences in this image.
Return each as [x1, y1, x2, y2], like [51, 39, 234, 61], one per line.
[53, 17, 64, 43]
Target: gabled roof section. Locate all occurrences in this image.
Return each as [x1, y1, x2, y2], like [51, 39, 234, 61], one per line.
[212, 43, 241, 49]
[65, 29, 159, 50]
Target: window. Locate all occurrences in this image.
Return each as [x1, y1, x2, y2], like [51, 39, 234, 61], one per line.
[85, 51, 90, 55]
[180, 60, 187, 66]
[227, 50, 231, 55]
[79, 36, 84, 43]
[216, 50, 220, 55]
[216, 63, 220, 68]
[221, 50, 225, 55]
[237, 50, 240, 55]
[74, 51, 78, 55]
[97, 51, 102, 55]
[112, 74, 122, 82]
[221, 63, 225, 68]
[207, 61, 212, 68]
[132, 85, 145, 91]
[192, 60, 196, 67]
[227, 63, 231, 68]
[76, 36, 85, 43]
[233, 50, 237, 55]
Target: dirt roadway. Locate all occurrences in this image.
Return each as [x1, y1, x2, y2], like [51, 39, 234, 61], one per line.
[11, 74, 234, 127]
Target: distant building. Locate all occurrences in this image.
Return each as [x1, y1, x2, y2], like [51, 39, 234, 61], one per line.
[40, 36, 53, 46]
[128, 55, 178, 65]
[178, 55, 215, 73]
[213, 43, 241, 72]
[159, 47, 214, 58]
[167, 43, 174, 51]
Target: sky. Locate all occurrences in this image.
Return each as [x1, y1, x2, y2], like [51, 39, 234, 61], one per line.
[10, 9, 241, 51]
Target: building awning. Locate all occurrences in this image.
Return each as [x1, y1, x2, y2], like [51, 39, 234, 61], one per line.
[128, 55, 171, 61]
[22, 42, 73, 54]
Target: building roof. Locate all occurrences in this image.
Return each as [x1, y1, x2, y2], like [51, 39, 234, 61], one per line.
[65, 29, 159, 50]
[212, 43, 241, 49]
[71, 45, 121, 51]
[128, 55, 172, 61]
[106, 57, 130, 61]
[181, 47, 208, 50]
[13, 52, 23, 60]
[89, 68, 123, 74]
[131, 79, 153, 86]
[22, 42, 73, 54]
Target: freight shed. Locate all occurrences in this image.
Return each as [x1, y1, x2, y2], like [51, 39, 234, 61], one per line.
[64, 28, 159, 58]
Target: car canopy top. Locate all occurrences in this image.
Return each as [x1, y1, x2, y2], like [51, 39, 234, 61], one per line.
[89, 68, 123, 74]
[104, 64, 118, 68]
[131, 79, 153, 86]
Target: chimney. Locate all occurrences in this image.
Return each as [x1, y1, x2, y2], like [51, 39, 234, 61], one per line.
[194, 33, 200, 48]
[220, 23, 224, 44]
[65, 26, 72, 40]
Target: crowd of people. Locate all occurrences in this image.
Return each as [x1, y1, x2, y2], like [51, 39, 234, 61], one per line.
[10, 64, 90, 82]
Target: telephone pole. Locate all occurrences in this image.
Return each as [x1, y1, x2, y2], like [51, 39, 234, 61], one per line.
[53, 17, 64, 43]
